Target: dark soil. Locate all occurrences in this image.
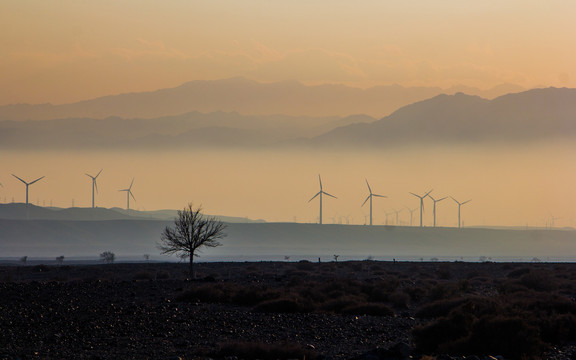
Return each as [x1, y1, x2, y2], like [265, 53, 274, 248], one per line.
[1, 261, 575, 360]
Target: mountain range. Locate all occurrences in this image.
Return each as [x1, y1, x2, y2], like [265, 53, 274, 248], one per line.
[1, 87, 575, 150]
[311, 87, 576, 147]
[0, 77, 524, 120]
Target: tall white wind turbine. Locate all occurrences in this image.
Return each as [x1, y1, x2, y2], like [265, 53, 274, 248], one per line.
[410, 189, 433, 227]
[308, 174, 337, 225]
[86, 169, 103, 208]
[12, 174, 45, 205]
[451, 197, 471, 228]
[119, 178, 136, 211]
[429, 195, 447, 227]
[361, 179, 387, 226]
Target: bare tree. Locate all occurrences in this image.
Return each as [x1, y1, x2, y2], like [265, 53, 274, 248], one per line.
[100, 251, 115, 263]
[158, 204, 226, 279]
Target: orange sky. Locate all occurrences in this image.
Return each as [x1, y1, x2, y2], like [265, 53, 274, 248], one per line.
[1, 2, 576, 229]
[2, 1, 576, 105]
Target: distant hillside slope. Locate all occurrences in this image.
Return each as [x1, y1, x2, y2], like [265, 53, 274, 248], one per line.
[0, 204, 264, 223]
[311, 87, 576, 147]
[0, 77, 524, 120]
[0, 220, 573, 261]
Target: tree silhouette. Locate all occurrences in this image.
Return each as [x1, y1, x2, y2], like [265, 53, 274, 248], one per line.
[100, 251, 115, 263]
[158, 204, 226, 278]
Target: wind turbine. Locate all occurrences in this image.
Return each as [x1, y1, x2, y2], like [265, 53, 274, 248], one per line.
[429, 195, 447, 227]
[394, 208, 403, 226]
[451, 197, 471, 228]
[410, 189, 433, 227]
[119, 178, 136, 211]
[308, 174, 337, 225]
[12, 174, 45, 205]
[86, 169, 103, 208]
[361, 179, 387, 226]
[406, 207, 417, 226]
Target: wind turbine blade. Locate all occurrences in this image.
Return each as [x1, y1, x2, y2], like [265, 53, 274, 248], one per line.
[95, 169, 103, 178]
[308, 192, 320, 202]
[362, 195, 370, 207]
[424, 189, 433, 197]
[318, 174, 323, 190]
[129, 178, 135, 190]
[29, 176, 45, 185]
[323, 191, 337, 199]
[85, 173, 93, 179]
[462, 199, 472, 205]
[450, 196, 459, 204]
[130, 191, 136, 201]
[12, 174, 27, 184]
[94, 180, 99, 194]
[373, 194, 387, 198]
[438, 197, 447, 202]
[409, 192, 419, 198]
[365, 179, 372, 194]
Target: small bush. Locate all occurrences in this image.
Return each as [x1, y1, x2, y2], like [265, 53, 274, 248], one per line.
[389, 291, 410, 309]
[156, 270, 170, 280]
[132, 271, 154, 281]
[32, 264, 50, 273]
[253, 297, 312, 313]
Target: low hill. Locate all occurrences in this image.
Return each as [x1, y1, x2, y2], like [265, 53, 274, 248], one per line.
[0, 204, 264, 223]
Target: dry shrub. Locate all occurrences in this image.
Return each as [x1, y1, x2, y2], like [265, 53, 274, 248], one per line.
[388, 290, 410, 309]
[155, 270, 170, 280]
[253, 297, 312, 313]
[322, 295, 366, 313]
[132, 271, 154, 281]
[428, 282, 460, 301]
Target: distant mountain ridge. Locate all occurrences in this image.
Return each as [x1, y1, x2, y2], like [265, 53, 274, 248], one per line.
[0, 112, 375, 150]
[0, 77, 524, 120]
[310, 87, 576, 147]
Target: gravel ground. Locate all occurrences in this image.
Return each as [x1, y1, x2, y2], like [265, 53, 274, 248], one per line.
[1, 261, 575, 360]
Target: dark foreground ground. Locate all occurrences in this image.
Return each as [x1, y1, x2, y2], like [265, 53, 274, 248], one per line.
[1, 261, 575, 360]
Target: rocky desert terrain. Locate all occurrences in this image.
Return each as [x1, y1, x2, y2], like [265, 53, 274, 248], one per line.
[1, 260, 575, 360]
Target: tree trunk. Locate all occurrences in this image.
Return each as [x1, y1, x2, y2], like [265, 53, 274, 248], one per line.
[189, 254, 194, 279]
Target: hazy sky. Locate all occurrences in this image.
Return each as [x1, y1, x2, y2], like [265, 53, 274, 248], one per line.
[2, 2, 575, 229]
[2, 1, 576, 105]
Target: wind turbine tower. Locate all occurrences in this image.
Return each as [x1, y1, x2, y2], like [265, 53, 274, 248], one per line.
[86, 169, 103, 208]
[119, 178, 136, 211]
[410, 190, 433, 227]
[394, 208, 403, 226]
[362, 179, 386, 226]
[451, 197, 471, 228]
[406, 207, 417, 226]
[308, 174, 337, 225]
[429, 195, 447, 227]
[12, 174, 45, 205]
